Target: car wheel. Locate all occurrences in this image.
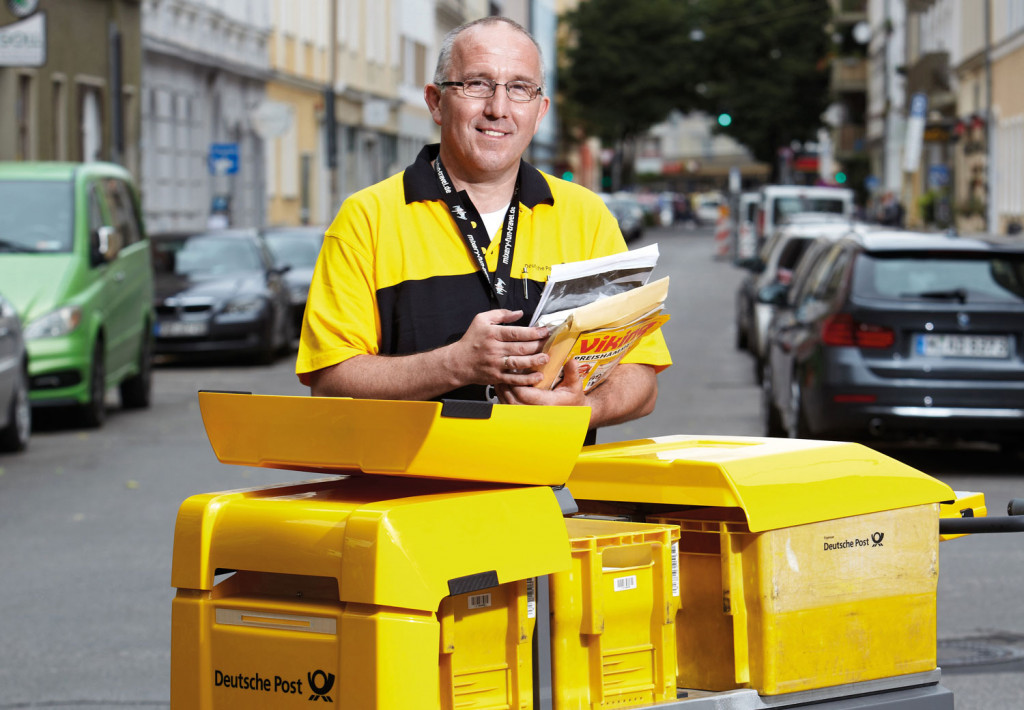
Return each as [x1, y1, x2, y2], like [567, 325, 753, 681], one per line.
[0, 364, 31, 452]
[120, 328, 153, 409]
[80, 340, 107, 428]
[786, 376, 810, 439]
[276, 307, 295, 356]
[761, 362, 784, 437]
[735, 316, 748, 351]
[254, 319, 277, 365]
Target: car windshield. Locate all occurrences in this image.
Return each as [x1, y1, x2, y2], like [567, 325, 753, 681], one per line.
[853, 252, 1024, 304]
[152, 235, 263, 276]
[264, 233, 321, 268]
[0, 181, 74, 253]
[773, 196, 846, 219]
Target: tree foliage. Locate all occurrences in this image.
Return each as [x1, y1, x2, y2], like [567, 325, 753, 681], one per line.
[560, 0, 834, 169]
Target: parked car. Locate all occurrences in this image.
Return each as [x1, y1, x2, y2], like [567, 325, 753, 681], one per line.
[151, 230, 293, 363]
[0, 292, 30, 452]
[760, 230, 1024, 449]
[601, 194, 645, 243]
[732, 191, 761, 261]
[735, 218, 867, 379]
[261, 225, 325, 332]
[695, 192, 725, 225]
[0, 161, 154, 427]
[755, 185, 855, 249]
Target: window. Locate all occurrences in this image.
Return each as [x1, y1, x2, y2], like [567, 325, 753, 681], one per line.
[402, 37, 427, 86]
[79, 84, 104, 162]
[853, 253, 1024, 304]
[52, 77, 68, 160]
[0, 180, 74, 252]
[16, 74, 33, 160]
[102, 179, 143, 247]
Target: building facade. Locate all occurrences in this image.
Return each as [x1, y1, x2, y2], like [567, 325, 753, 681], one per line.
[990, 0, 1024, 233]
[141, 0, 271, 234]
[0, 0, 142, 174]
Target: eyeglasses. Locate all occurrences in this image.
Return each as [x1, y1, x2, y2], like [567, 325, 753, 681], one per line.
[439, 78, 543, 102]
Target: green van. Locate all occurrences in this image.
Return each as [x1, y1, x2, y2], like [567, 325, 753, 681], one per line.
[0, 162, 154, 427]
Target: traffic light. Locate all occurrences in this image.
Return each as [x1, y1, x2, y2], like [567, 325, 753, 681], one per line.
[835, 171, 847, 184]
[717, 112, 732, 127]
[561, 170, 575, 182]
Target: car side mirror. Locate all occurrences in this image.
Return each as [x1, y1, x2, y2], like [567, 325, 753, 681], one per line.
[91, 225, 116, 266]
[737, 256, 765, 273]
[757, 282, 789, 306]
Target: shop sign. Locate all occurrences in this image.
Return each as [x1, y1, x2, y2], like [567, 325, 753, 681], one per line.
[0, 11, 45, 67]
[6, 0, 40, 18]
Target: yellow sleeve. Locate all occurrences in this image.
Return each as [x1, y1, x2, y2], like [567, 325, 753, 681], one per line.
[295, 197, 381, 383]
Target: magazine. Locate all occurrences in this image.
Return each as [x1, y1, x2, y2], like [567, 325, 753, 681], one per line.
[530, 243, 660, 328]
[534, 276, 670, 392]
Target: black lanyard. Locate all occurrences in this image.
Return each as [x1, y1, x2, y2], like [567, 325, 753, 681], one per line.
[434, 155, 520, 308]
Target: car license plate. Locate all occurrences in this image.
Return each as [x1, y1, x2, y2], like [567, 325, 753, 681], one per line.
[157, 321, 208, 338]
[915, 333, 1010, 359]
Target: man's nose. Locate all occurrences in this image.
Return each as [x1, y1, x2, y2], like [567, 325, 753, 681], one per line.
[482, 87, 511, 117]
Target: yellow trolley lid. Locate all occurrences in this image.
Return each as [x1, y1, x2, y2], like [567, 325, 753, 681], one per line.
[198, 391, 591, 486]
[568, 435, 958, 532]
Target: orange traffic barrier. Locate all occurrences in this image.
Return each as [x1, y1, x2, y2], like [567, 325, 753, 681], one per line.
[714, 204, 732, 259]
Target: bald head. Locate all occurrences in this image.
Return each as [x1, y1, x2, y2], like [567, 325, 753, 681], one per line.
[433, 16, 545, 90]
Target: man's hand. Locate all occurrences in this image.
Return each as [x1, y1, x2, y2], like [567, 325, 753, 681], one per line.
[496, 358, 586, 407]
[445, 309, 550, 387]
[309, 308, 552, 399]
[497, 360, 658, 429]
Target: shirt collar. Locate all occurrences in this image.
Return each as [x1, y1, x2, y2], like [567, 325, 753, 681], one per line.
[403, 143, 553, 209]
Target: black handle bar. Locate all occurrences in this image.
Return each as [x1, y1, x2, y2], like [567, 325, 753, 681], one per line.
[939, 498, 1024, 535]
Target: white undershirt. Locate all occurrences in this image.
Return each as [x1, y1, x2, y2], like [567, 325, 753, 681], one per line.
[480, 203, 511, 243]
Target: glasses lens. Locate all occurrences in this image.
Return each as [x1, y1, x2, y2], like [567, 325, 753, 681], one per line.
[461, 79, 494, 98]
[506, 82, 537, 102]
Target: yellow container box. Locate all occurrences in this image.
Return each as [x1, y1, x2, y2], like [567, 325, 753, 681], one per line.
[550, 518, 681, 710]
[649, 504, 940, 696]
[170, 476, 571, 709]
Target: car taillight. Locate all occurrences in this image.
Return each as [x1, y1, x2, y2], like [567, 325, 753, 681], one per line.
[822, 313, 894, 348]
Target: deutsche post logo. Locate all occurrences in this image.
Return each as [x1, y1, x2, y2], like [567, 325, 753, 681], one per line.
[871, 532, 884, 547]
[308, 669, 335, 702]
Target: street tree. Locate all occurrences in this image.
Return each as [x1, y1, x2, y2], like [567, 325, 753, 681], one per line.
[560, 0, 701, 188]
[560, 0, 834, 184]
[695, 0, 833, 173]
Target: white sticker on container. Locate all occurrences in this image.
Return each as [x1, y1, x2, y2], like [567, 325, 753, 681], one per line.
[614, 575, 638, 592]
[468, 593, 492, 609]
[671, 541, 680, 597]
[526, 578, 536, 619]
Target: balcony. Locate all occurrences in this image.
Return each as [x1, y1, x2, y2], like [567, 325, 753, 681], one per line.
[835, 124, 866, 156]
[832, 56, 868, 93]
[832, 0, 867, 22]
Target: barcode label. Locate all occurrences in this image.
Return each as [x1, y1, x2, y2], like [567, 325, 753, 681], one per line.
[614, 575, 638, 592]
[468, 593, 492, 609]
[526, 578, 536, 619]
[671, 541, 680, 597]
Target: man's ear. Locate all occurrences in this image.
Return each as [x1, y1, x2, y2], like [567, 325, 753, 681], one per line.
[424, 85, 443, 126]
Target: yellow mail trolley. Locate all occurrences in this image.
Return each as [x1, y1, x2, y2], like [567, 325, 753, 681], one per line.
[171, 393, 978, 710]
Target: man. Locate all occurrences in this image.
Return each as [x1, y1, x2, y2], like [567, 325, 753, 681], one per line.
[297, 17, 670, 434]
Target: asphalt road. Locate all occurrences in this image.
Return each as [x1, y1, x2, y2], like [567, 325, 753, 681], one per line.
[0, 222, 1021, 709]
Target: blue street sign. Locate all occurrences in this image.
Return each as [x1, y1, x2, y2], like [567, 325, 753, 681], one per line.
[909, 93, 928, 119]
[208, 143, 239, 175]
[928, 164, 950, 189]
